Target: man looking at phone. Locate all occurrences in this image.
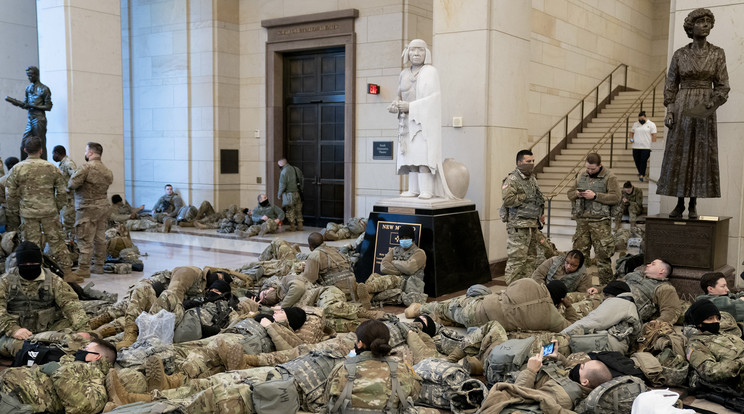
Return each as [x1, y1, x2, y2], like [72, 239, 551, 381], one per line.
[567, 153, 620, 284]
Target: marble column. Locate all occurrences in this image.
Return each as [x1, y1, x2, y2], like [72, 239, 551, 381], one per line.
[36, 0, 124, 195]
[433, 0, 531, 261]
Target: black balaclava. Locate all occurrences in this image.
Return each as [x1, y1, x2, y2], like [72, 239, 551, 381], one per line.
[16, 241, 42, 281]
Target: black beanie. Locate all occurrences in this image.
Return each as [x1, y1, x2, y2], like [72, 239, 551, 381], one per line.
[16, 241, 42, 265]
[603, 281, 631, 297]
[283, 307, 307, 331]
[399, 225, 415, 240]
[546, 280, 568, 305]
[209, 279, 231, 295]
[685, 298, 721, 326]
[415, 315, 437, 337]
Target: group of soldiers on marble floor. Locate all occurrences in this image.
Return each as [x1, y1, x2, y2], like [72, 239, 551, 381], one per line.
[0, 139, 744, 413]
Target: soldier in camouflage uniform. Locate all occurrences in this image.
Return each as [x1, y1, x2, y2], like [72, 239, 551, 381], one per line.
[6, 136, 73, 279]
[110, 194, 172, 233]
[567, 153, 621, 284]
[697, 272, 744, 322]
[0, 338, 116, 414]
[501, 150, 545, 284]
[68, 142, 114, 280]
[620, 258, 682, 324]
[685, 299, 744, 391]
[301, 232, 357, 300]
[407, 278, 579, 331]
[615, 181, 644, 230]
[356, 225, 427, 308]
[52, 145, 77, 240]
[151, 184, 184, 223]
[532, 250, 594, 294]
[0, 242, 90, 357]
[277, 158, 304, 231]
[325, 319, 421, 413]
[237, 193, 285, 237]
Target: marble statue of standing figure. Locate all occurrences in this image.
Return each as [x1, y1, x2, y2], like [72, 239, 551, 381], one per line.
[4, 66, 53, 161]
[388, 39, 453, 199]
[657, 8, 729, 219]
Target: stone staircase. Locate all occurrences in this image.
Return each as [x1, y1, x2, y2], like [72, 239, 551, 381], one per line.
[538, 89, 666, 237]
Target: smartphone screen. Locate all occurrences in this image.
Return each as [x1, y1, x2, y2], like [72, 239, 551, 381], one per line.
[541, 343, 554, 356]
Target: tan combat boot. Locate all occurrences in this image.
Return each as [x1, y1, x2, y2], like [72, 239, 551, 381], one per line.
[91, 264, 105, 275]
[89, 313, 114, 330]
[146, 356, 184, 391]
[297, 222, 303, 231]
[106, 369, 152, 407]
[217, 338, 245, 371]
[356, 283, 371, 310]
[193, 221, 208, 229]
[162, 218, 175, 233]
[94, 324, 118, 340]
[465, 356, 484, 376]
[116, 322, 139, 350]
[404, 302, 422, 319]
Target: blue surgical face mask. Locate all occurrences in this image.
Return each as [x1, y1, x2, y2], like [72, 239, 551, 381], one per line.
[399, 239, 413, 249]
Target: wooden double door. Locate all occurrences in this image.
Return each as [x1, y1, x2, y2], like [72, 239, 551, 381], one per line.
[283, 47, 345, 227]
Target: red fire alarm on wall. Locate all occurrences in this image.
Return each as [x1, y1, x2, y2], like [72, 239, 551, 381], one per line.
[367, 83, 380, 95]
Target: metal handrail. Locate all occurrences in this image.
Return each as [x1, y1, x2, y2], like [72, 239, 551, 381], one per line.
[543, 69, 667, 236]
[529, 64, 628, 161]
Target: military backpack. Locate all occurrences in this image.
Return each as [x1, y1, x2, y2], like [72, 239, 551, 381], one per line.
[223, 317, 274, 355]
[484, 337, 535, 385]
[412, 357, 488, 413]
[574, 375, 647, 414]
[278, 349, 346, 412]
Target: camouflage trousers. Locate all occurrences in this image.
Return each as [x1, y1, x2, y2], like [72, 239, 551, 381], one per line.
[572, 219, 615, 284]
[152, 212, 174, 223]
[283, 198, 303, 228]
[504, 226, 540, 285]
[421, 295, 487, 328]
[0, 316, 77, 357]
[365, 273, 403, 294]
[153, 366, 281, 414]
[461, 320, 508, 360]
[253, 333, 357, 367]
[565, 292, 602, 318]
[300, 285, 362, 333]
[0, 364, 63, 413]
[241, 221, 278, 237]
[19, 214, 72, 270]
[75, 206, 109, 270]
[125, 218, 163, 232]
[60, 196, 75, 239]
[195, 200, 215, 220]
[615, 203, 643, 229]
[124, 280, 158, 325]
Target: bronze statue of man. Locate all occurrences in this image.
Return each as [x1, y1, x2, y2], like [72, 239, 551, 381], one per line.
[5, 66, 53, 160]
[658, 8, 729, 219]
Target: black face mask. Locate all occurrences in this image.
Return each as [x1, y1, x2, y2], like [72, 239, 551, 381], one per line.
[259, 200, 269, 207]
[569, 364, 582, 384]
[354, 344, 364, 355]
[17, 264, 41, 281]
[639, 119, 646, 125]
[74, 350, 98, 362]
[206, 291, 224, 302]
[700, 322, 720, 335]
[84, 156, 89, 162]
[253, 313, 274, 323]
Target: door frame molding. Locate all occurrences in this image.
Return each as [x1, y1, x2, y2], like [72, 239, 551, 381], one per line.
[263, 9, 357, 221]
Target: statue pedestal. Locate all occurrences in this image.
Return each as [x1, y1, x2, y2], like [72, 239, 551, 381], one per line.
[645, 214, 733, 298]
[355, 197, 491, 298]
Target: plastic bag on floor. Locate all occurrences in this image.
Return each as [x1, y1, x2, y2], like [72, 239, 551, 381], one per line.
[135, 309, 175, 346]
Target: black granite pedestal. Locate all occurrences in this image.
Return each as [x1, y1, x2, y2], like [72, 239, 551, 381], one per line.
[645, 214, 733, 298]
[355, 200, 491, 298]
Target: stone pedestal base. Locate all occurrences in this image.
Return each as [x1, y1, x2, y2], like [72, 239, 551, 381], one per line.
[355, 198, 490, 298]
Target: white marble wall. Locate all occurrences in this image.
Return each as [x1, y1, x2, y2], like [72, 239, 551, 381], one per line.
[0, 0, 38, 163]
[650, 1, 744, 285]
[37, 0, 124, 196]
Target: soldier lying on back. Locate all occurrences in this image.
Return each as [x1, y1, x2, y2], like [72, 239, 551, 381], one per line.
[0, 338, 116, 414]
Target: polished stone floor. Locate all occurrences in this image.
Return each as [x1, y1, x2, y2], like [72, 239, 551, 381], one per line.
[86, 224, 731, 413]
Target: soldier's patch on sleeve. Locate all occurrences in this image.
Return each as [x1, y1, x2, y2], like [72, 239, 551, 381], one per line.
[686, 348, 693, 361]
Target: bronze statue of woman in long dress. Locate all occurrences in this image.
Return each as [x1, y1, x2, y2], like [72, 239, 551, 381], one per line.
[657, 8, 729, 219]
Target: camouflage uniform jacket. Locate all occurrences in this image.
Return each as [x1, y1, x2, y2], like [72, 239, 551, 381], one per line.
[622, 270, 682, 324]
[622, 187, 643, 209]
[0, 267, 89, 336]
[0, 354, 110, 414]
[532, 255, 591, 293]
[58, 155, 77, 194]
[687, 330, 744, 385]
[6, 155, 66, 218]
[278, 163, 303, 207]
[501, 168, 544, 228]
[266, 321, 305, 351]
[380, 245, 426, 279]
[326, 351, 421, 411]
[302, 243, 352, 284]
[68, 159, 113, 209]
[561, 292, 641, 354]
[152, 193, 184, 215]
[110, 201, 137, 223]
[251, 202, 285, 224]
[695, 293, 744, 322]
[567, 166, 620, 220]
